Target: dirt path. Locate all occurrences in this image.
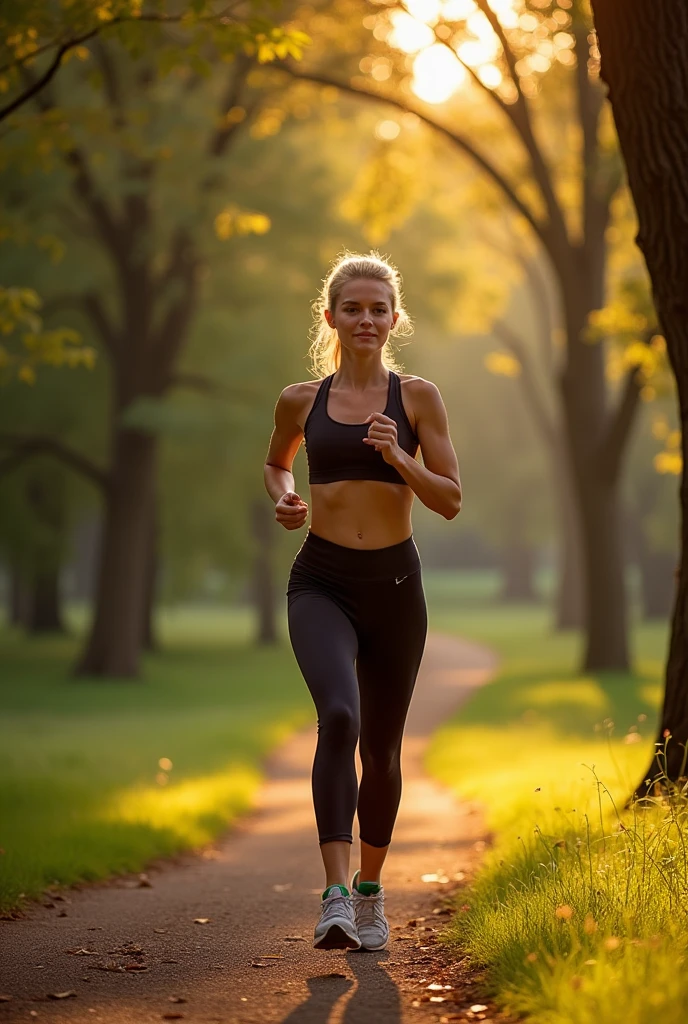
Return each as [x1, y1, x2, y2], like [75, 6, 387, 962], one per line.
[0, 633, 498, 1024]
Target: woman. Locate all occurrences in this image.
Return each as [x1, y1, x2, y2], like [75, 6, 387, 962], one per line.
[263, 252, 461, 952]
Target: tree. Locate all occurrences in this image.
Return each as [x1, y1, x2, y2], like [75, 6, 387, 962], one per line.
[590, 0, 688, 790]
[281, 0, 651, 671]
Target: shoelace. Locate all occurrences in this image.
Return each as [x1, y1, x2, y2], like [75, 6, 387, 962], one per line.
[354, 891, 386, 927]
[320, 894, 352, 922]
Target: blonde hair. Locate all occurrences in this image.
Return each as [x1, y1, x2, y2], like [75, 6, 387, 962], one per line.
[308, 250, 414, 379]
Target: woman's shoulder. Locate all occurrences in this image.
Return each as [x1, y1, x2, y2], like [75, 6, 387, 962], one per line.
[397, 373, 442, 398]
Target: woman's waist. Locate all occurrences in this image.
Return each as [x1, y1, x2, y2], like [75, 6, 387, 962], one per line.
[308, 480, 413, 545]
[291, 527, 421, 582]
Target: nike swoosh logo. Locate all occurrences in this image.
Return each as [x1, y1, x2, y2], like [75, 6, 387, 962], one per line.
[395, 575, 409, 584]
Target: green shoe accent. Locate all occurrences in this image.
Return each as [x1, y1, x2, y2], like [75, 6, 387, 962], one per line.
[352, 869, 381, 896]
[322, 883, 349, 900]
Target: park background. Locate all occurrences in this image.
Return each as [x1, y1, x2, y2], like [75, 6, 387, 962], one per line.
[1, 2, 685, 1022]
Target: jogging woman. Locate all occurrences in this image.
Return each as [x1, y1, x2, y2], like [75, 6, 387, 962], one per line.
[263, 252, 461, 952]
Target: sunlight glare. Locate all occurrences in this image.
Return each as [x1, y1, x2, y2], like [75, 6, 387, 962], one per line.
[442, 0, 476, 18]
[404, 0, 443, 25]
[388, 9, 435, 53]
[412, 44, 467, 103]
[456, 38, 498, 66]
[477, 63, 503, 88]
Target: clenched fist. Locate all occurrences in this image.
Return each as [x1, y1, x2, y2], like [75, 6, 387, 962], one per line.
[275, 490, 309, 531]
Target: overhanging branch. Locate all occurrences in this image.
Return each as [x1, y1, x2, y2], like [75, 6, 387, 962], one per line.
[0, 435, 110, 489]
[280, 62, 548, 246]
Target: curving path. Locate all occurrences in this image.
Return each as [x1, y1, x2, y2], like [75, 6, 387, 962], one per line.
[0, 633, 498, 1024]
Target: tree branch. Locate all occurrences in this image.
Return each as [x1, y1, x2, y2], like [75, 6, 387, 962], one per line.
[0, 6, 248, 121]
[280, 62, 548, 246]
[0, 435, 109, 489]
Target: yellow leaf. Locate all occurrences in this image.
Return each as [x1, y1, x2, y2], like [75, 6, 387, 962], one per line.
[17, 364, 36, 385]
[485, 351, 521, 378]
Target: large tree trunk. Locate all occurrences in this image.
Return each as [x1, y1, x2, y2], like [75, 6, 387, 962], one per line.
[251, 498, 277, 645]
[561, 278, 630, 671]
[591, 0, 688, 788]
[10, 563, 32, 628]
[28, 567, 65, 633]
[141, 500, 159, 653]
[554, 454, 585, 630]
[75, 427, 157, 677]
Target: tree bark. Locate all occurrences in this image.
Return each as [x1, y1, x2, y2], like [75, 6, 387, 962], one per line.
[10, 563, 32, 628]
[75, 427, 157, 677]
[555, 474, 585, 629]
[591, 0, 688, 788]
[251, 498, 278, 645]
[28, 567, 65, 633]
[561, 274, 631, 670]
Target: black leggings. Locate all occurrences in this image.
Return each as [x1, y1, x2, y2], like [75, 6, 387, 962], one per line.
[286, 530, 428, 848]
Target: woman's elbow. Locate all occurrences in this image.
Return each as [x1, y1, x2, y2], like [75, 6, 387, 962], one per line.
[442, 486, 462, 520]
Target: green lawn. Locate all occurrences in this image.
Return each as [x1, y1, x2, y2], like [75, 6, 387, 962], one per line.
[424, 601, 685, 1024]
[0, 610, 311, 911]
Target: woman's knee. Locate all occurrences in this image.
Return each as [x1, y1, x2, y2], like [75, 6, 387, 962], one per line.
[319, 703, 360, 746]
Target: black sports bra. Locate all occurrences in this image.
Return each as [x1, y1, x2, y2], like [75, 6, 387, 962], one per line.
[303, 370, 420, 486]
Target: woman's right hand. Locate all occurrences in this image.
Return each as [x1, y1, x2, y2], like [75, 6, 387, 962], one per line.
[275, 491, 309, 530]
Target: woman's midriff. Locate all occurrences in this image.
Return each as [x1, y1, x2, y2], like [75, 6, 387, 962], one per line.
[308, 479, 415, 549]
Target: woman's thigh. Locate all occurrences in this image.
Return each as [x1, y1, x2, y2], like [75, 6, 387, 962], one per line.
[355, 571, 428, 748]
[287, 590, 360, 719]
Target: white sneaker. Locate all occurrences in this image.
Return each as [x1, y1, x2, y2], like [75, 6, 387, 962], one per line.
[313, 885, 361, 950]
[350, 870, 390, 951]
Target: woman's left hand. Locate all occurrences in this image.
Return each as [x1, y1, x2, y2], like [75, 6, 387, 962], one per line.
[363, 412, 402, 467]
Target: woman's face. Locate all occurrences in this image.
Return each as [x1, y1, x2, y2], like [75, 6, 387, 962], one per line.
[325, 278, 398, 358]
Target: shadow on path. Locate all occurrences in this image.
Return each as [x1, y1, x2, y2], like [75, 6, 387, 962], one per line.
[281, 951, 401, 1024]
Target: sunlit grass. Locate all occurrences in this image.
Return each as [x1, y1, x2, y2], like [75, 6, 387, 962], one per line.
[424, 604, 680, 1024]
[0, 609, 310, 911]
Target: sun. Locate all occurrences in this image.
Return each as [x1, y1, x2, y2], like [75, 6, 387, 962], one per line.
[385, 0, 523, 105]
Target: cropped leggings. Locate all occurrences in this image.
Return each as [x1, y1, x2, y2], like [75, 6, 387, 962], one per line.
[286, 530, 428, 848]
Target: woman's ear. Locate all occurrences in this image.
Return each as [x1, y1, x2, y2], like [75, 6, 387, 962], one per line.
[324, 308, 335, 329]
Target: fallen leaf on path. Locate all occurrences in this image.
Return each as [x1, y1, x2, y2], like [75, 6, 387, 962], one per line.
[138, 873, 153, 887]
[193, 918, 210, 925]
[66, 948, 99, 956]
[282, 935, 305, 942]
[0, 995, 13, 1002]
[169, 996, 187, 1003]
[250, 962, 271, 968]
[48, 991, 77, 1000]
[154, 929, 167, 934]
[470, 1005, 488, 1012]
[124, 964, 149, 972]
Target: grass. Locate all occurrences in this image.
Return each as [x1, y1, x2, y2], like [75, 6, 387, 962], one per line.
[0, 609, 311, 911]
[424, 602, 687, 1024]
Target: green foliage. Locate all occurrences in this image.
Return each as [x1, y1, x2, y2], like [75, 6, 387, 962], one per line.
[0, 286, 95, 384]
[0, 608, 310, 911]
[425, 607, 683, 1024]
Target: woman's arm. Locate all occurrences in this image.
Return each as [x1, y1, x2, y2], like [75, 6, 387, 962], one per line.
[264, 384, 310, 530]
[364, 379, 461, 520]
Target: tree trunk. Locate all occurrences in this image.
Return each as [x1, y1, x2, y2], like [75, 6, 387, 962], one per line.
[554, 453, 585, 630]
[251, 498, 277, 645]
[498, 543, 538, 603]
[10, 563, 32, 628]
[141, 500, 159, 653]
[591, 0, 688, 789]
[75, 427, 157, 677]
[561, 285, 630, 671]
[28, 567, 65, 633]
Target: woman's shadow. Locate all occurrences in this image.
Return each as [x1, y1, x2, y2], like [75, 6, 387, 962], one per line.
[279, 950, 401, 1024]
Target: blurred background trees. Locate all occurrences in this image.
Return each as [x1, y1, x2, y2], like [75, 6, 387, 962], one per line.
[0, 0, 679, 681]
